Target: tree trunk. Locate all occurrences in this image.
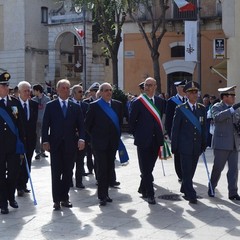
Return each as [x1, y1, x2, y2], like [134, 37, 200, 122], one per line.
[112, 54, 119, 89]
[151, 51, 161, 94]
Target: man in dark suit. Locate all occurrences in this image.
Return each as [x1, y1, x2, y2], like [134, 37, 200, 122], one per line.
[71, 84, 89, 189]
[165, 80, 187, 182]
[85, 82, 123, 206]
[0, 72, 25, 214]
[42, 79, 85, 210]
[129, 77, 165, 205]
[16, 81, 38, 197]
[171, 81, 207, 204]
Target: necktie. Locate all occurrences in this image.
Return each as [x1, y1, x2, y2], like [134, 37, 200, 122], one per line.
[62, 100, 67, 117]
[182, 97, 185, 103]
[0, 98, 5, 107]
[192, 105, 196, 115]
[23, 102, 28, 119]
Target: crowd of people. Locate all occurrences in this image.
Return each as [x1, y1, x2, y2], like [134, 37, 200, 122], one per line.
[1, 72, 240, 215]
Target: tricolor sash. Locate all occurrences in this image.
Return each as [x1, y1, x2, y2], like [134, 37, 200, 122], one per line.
[0, 108, 25, 154]
[179, 105, 202, 134]
[97, 98, 129, 164]
[138, 94, 171, 159]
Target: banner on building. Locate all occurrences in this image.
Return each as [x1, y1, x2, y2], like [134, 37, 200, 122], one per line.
[213, 39, 225, 59]
[185, 21, 197, 62]
[173, 0, 196, 12]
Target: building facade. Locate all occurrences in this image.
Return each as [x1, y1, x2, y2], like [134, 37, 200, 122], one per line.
[119, 0, 226, 97]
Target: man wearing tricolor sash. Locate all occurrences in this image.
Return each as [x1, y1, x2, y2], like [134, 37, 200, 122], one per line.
[130, 77, 165, 205]
[165, 80, 187, 182]
[85, 83, 124, 206]
[171, 81, 207, 204]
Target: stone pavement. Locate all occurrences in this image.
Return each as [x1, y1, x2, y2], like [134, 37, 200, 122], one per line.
[1, 133, 240, 240]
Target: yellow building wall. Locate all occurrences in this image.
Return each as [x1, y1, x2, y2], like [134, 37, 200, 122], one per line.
[123, 29, 226, 97]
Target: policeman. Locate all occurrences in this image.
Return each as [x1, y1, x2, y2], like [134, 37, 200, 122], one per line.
[0, 72, 25, 214]
[171, 81, 207, 204]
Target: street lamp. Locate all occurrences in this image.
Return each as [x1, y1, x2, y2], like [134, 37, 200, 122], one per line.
[75, 2, 87, 90]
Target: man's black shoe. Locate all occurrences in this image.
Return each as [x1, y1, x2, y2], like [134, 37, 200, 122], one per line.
[1, 207, 9, 214]
[82, 173, 89, 176]
[9, 200, 18, 208]
[24, 188, 31, 193]
[76, 183, 85, 189]
[208, 188, 215, 197]
[41, 153, 48, 158]
[61, 201, 73, 208]
[229, 194, 240, 200]
[183, 195, 197, 204]
[147, 197, 156, 205]
[17, 190, 25, 197]
[106, 196, 113, 202]
[110, 181, 120, 187]
[189, 199, 197, 204]
[53, 202, 61, 210]
[35, 153, 41, 160]
[99, 199, 107, 206]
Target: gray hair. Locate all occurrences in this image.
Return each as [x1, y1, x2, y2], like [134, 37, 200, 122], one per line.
[17, 81, 31, 91]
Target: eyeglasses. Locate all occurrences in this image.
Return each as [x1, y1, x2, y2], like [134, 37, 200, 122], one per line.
[103, 89, 112, 92]
[78, 90, 83, 93]
[144, 83, 155, 87]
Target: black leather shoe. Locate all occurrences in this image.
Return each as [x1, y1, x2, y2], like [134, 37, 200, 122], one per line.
[24, 188, 31, 193]
[106, 196, 113, 202]
[229, 194, 240, 200]
[41, 153, 48, 158]
[53, 202, 61, 210]
[1, 207, 9, 214]
[208, 188, 215, 197]
[76, 183, 85, 189]
[9, 200, 18, 208]
[189, 199, 197, 204]
[61, 201, 73, 208]
[109, 181, 120, 187]
[82, 173, 89, 176]
[17, 190, 25, 197]
[35, 153, 41, 160]
[99, 199, 107, 206]
[147, 197, 156, 205]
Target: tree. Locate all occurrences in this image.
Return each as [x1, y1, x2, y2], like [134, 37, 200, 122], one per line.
[127, 0, 169, 93]
[75, 0, 128, 89]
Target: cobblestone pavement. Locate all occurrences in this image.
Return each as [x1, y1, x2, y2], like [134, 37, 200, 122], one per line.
[1, 133, 240, 240]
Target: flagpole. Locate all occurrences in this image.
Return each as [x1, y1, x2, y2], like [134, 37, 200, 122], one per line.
[197, 0, 201, 90]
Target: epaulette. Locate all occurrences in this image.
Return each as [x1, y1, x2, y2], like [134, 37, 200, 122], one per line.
[197, 103, 205, 107]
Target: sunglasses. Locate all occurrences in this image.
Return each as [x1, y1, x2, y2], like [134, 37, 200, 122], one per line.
[78, 90, 83, 93]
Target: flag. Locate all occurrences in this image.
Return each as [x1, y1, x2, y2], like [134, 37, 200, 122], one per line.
[185, 21, 197, 62]
[74, 27, 84, 38]
[173, 0, 195, 12]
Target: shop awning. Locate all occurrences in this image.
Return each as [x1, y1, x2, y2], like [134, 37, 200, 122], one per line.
[210, 60, 227, 81]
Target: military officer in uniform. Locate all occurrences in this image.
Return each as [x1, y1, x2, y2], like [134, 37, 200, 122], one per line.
[208, 86, 240, 200]
[165, 80, 187, 182]
[0, 72, 25, 214]
[171, 81, 207, 204]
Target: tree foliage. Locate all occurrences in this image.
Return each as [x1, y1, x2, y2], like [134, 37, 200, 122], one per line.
[75, 0, 128, 88]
